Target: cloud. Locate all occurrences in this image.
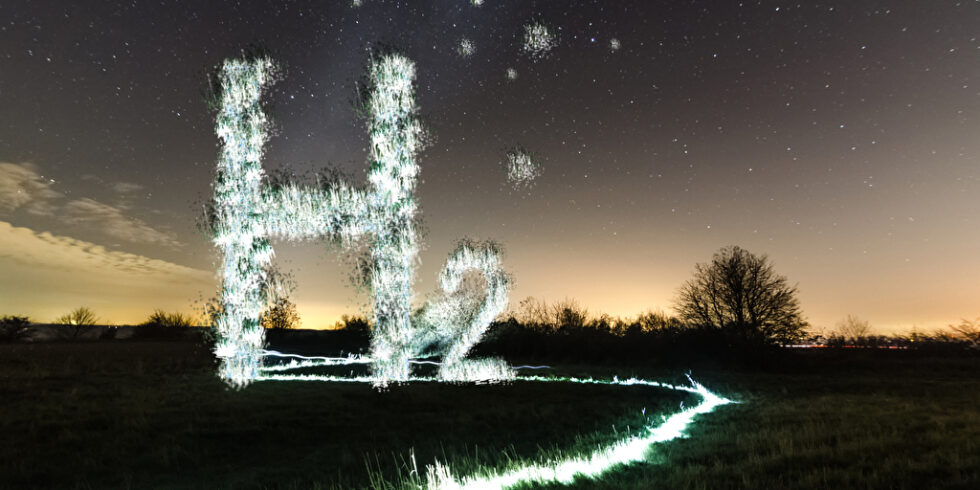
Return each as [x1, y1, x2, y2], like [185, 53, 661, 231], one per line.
[0, 162, 181, 248]
[112, 182, 144, 194]
[0, 221, 215, 323]
[0, 221, 206, 279]
[0, 162, 64, 215]
[62, 198, 182, 249]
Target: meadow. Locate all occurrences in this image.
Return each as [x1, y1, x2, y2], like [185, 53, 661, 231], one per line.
[1, 335, 978, 489]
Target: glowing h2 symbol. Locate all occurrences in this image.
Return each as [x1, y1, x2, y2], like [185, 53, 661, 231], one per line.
[211, 52, 511, 387]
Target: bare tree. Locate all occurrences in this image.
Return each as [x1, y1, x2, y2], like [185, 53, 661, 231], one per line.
[54, 307, 98, 338]
[552, 298, 588, 330]
[836, 314, 871, 339]
[949, 318, 980, 346]
[515, 296, 551, 326]
[675, 245, 807, 343]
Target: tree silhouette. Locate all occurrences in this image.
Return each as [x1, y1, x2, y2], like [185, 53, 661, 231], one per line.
[949, 318, 980, 346]
[836, 314, 871, 339]
[143, 310, 195, 328]
[261, 297, 300, 330]
[0, 315, 30, 342]
[54, 307, 98, 338]
[675, 245, 807, 343]
[552, 298, 588, 331]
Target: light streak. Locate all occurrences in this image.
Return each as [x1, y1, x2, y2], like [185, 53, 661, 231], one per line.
[252, 371, 733, 489]
[258, 350, 550, 373]
[424, 375, 731, 489]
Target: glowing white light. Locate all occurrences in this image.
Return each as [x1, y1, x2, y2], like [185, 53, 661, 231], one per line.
[522, 22, 558, 60]
[254, 368, 732, 489]
[411, 240, 512, 380]
[471, 0, 484, 6]
[259, 350, 549, 374]
[609, 38, 621, 52]
[211, 52, 513, 387]
[457, 38, 476, 58]
[505, 68, 517, 80]
[505, 147, 541, 189]
[360, 52, 425, 384]
[211, 56, 278, 388]
[423, 376, 731, 489]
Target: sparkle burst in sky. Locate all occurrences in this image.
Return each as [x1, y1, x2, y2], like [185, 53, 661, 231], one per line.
[522, 21, 558, 60]
[504, 146, 542, 190]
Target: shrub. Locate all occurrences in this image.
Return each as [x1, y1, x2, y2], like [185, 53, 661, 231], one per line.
[949, 318, 980, 347]
[261, 297, 300, 330]
[136, 310, 196, 340]
[143, 310, 195, 328]
[0, 315, 30, 342]
[338, 315, 371, 335]
[835, 314, 872, 340]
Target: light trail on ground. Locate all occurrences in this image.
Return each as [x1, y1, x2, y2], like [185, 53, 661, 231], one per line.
[255, 359, 733, 490]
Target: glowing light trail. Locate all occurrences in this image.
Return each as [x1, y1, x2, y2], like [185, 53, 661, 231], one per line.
[252, 370, 732, 489]
[424, 377, 730, 489]
[259, 350, 551, 373]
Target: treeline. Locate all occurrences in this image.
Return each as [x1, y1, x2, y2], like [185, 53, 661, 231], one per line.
[313, 307, 979, 369]
[0, 299, 302, 343]
[0, 308, 201, 342]
[804, 323, 980, 350]
[476, 301, 972, 364]
[474, 308, 786, 367]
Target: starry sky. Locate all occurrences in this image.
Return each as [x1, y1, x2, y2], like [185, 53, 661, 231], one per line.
[1, 0, 977, 333]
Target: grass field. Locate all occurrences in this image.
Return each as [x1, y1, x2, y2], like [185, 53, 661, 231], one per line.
[1, 339, 978, 489]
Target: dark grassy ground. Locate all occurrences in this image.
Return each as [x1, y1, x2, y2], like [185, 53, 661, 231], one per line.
[0, 340, 694, 489]
[541, 356, 980, 490]
[1, 339, 977, 489]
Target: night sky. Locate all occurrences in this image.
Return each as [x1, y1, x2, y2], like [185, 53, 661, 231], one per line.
[1, 1, 977, 333]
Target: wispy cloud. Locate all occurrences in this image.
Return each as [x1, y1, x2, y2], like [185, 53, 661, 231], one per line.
[0, 221, 215, 323]
[62, 198, 182, 248]
[0, 221, 206, 279]
[112, 182, 144, 194]
[0, 162, 64, 216]
[0, 162, 181, 248]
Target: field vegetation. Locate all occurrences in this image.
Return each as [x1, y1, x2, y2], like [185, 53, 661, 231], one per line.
[1, 324, 977, 488]
[2, 243, 977, 488]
